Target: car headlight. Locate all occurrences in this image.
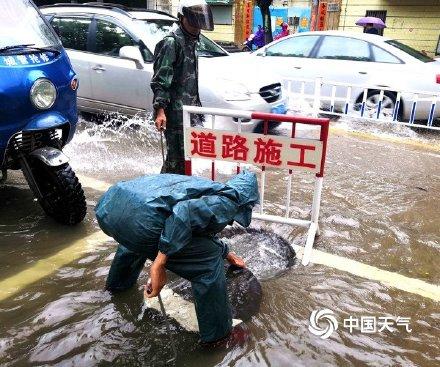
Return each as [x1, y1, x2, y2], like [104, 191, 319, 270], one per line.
[30, 78, 57, 110]
[219, 79, 252, 101]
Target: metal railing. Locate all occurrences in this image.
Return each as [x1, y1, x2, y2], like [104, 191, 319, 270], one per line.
[284, 77, 440, 131]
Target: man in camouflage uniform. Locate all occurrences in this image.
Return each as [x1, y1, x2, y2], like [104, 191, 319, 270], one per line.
[151, 0, 214, 174]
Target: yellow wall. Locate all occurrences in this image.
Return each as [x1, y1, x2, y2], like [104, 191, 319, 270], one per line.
[339, 0, 440, 56]
[204, 24, 235, 42]
[203, 3, 236, 43]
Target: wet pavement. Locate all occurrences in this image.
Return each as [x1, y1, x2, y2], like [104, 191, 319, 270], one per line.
[0, 115, 439, 366]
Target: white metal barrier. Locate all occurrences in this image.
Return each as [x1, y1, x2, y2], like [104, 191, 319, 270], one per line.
[285, 77, 440, 131]
[182, 106, 330, 265]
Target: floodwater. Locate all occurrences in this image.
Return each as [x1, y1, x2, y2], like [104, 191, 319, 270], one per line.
[0, 114, 439, 367]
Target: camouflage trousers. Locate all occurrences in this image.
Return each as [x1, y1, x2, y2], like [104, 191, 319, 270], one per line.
[160, 110, 204, 175]
[160, 126, 185, 175]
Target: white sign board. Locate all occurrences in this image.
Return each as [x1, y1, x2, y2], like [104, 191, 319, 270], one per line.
[185, 128, 323, 174]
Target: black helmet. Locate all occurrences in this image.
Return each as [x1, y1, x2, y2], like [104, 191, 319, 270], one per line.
[178, 0, 214, 31]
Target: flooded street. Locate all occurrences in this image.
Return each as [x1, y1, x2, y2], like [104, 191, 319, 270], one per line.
[0, 115, 439, 366]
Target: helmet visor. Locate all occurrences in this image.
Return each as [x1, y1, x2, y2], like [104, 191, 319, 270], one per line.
[183, 4, 214, 31]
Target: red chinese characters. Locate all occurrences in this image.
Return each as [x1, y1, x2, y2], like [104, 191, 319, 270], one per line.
[188, 129, 320, 172]
[222, 134, 249, 161]
[287, 143, 316, 169]
[253, 138, 282, 166]
[191, 131, 217, 158]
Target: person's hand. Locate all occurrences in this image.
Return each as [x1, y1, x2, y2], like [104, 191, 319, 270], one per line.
[155, 108, 166, 131]
[226, 252, 246, 268]
[144, 252, 168, 298]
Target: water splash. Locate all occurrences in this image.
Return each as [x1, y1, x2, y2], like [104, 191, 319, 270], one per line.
[65, 113, 162, 175]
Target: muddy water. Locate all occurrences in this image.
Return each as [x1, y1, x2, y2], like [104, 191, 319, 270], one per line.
[0, 115, 439, 366]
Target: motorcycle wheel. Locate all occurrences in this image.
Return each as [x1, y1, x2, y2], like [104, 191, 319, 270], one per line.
[30, 161, 87, 225]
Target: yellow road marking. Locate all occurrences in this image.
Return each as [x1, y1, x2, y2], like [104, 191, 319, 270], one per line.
[330, 126, 440, 153]
[293, 245, 440, 302]
[0, 231, 110, 302]
[77, 175, 112, 192]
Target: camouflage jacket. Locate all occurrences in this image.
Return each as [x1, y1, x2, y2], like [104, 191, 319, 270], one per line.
[151, 25, 201, 116]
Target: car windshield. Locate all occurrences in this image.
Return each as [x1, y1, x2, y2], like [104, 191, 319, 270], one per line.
[386, 40, 434, 63]
[133, 19, 228, 57]
[0, 0, 60, 51]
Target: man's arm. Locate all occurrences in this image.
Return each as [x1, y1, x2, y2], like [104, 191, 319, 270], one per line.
[151, 37, 177, 130]
[145, 251, 168, 298]
[151, 37, 177, 109]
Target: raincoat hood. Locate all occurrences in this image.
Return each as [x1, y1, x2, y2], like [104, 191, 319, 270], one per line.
[225, 171, 259, 227]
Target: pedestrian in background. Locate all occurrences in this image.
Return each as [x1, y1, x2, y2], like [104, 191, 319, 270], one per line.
[364, 23, 380, 35]
[274, 22, 289, 40]
[151, 0, 214, 174]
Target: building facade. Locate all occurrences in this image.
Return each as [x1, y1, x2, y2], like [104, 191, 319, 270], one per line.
[203, 0, 237, 43]
[33, 0, 440, 55]
[339, 0, 440, 56]
[202, 0, 343, 44]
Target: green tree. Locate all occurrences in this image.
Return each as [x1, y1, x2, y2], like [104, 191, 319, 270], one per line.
[256, 0, 273, 45]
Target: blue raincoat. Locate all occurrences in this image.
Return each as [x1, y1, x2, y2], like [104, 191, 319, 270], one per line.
[95, 171, 259, 342]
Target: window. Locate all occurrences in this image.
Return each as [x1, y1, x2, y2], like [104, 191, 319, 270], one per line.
[51, 17, 91, 51]
[265, 36, 319, 57]
[95, 20, 135, 57]
[134, 19, 174, 54]
[198, 34, 228, 57]
[386, 40, 435, 63]
[0, 0, 60, 49]
[211, 5, 233, 25]
[372, 45, 401, 64]
[316, 36, 372, 61]
[134, 19, 227, 59]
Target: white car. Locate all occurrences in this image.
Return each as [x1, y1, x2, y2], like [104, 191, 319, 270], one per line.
[40, 3, 286, 132]
[239, 31, 440, 121]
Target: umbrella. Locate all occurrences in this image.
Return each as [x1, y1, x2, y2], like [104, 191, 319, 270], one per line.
[355, 16, 386, 29]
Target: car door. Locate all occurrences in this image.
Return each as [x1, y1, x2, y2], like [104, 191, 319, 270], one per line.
[365, 42, 406, 89]
[88, 17, 152, 115]
[310, 35, 375, 111]
[50, 15, 94, 111]
[312, 35, 408, 112]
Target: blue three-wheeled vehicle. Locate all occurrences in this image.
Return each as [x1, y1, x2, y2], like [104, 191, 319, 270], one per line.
[0, 0, 86, 224]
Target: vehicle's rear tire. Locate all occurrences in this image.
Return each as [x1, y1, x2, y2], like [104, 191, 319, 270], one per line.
[30, 161, 87, 225]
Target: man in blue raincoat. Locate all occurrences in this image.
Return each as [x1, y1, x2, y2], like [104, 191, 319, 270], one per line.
[95, 171, 259, 344]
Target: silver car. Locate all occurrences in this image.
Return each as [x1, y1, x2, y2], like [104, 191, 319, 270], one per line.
[41, 3, 287, 132]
